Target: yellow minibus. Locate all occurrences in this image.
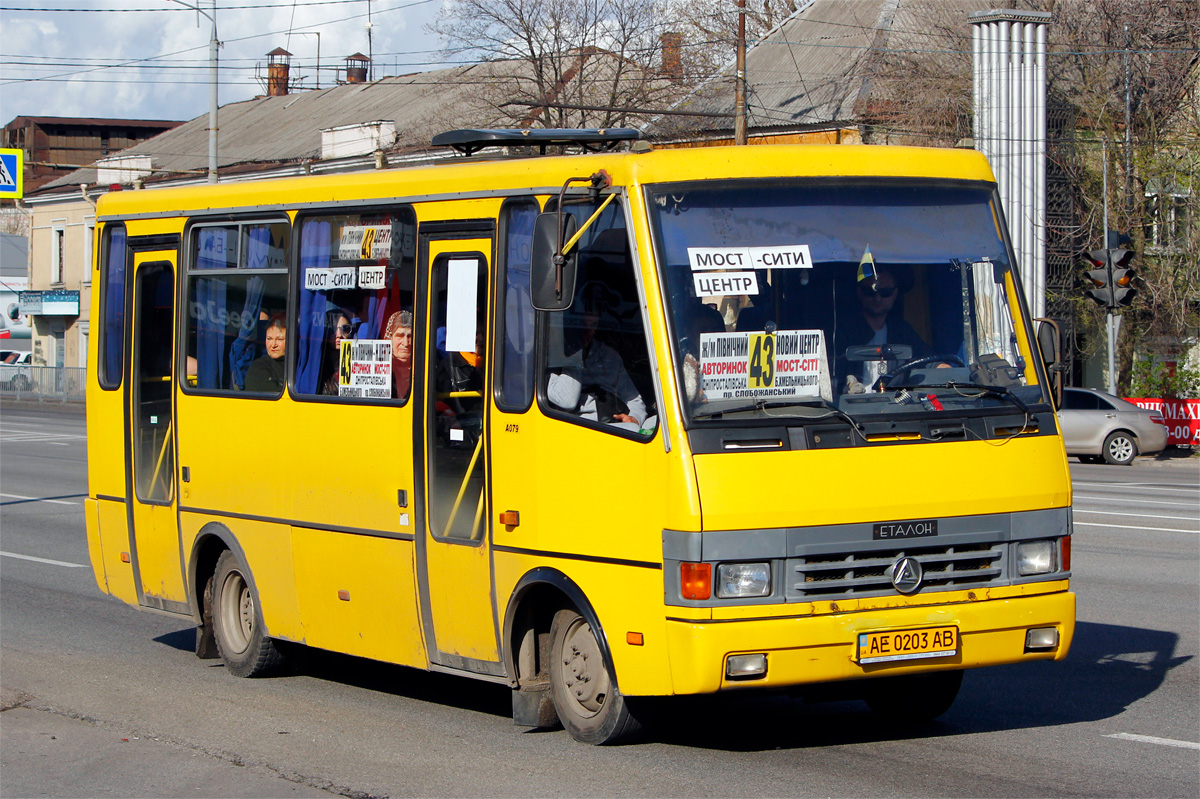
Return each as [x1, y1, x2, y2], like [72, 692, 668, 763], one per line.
[86, 129, 1074, 743]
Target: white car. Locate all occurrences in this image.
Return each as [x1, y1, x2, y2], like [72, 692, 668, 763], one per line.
[1057, 387, 1169, 465]
[0, 350, 34, 391]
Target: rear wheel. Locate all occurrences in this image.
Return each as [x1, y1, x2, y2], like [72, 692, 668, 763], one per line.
[865, 669, 963, 723]
[548, 608, 641, 744]
[1103, 432, 1137, 465]
[211, 550, 284, 677]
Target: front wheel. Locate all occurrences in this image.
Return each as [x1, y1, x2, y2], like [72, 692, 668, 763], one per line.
[865, 669, 963, 723]
[1103, 432, 1137, 465]
[211, 550, 284, 677]
[549, 608, 641, 744]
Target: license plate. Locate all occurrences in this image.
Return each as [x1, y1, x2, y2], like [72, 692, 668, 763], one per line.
[856, 626, 958, 665]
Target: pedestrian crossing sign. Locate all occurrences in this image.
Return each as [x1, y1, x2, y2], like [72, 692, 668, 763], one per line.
[0, 149, 23, 199]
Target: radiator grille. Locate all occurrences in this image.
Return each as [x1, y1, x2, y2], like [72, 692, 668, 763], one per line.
[790, 542, 1004, 600]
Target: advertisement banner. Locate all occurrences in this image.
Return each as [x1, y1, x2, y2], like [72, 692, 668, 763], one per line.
[1125, 398, 1200, 447]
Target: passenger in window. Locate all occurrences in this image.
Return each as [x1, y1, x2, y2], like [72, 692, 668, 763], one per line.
[547, 286, 647, 428]
[837, 263, 930, 392]
[321, 309, 356, 396]
[244, 313, 287, 393]
[385, 309, 414, 400]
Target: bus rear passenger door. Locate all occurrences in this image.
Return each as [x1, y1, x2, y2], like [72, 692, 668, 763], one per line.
[417, 231, 502, 674]
[127, 245, 188, 611]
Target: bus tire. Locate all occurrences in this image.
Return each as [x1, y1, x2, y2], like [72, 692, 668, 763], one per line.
[865, 669, 963, 723]
[212, 550, 284, 677]
[548, 608, 641, 745]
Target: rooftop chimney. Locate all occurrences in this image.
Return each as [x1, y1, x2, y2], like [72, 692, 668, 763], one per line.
[660, 32, 683, 83]
[267, 47, 292, 96]
[345, 53, 371, 84]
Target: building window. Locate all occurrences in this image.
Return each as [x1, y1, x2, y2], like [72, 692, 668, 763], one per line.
[1145, 191, 1191, 251]
[51, 223, 66, 285]
[82, 219, 95, 286]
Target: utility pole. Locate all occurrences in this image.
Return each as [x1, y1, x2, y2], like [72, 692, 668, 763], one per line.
[1123, 25, 1133, 221]
[1102, 140, 1119, 395]
[734, 0, 747, 145]
[172, 0, 219, 183]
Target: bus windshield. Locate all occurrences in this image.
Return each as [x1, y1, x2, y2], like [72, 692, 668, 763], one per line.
[647, 180, 1048, 426]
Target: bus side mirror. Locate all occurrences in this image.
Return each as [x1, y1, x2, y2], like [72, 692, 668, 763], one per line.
[1034, 317, 1064, 407]
[531, 212, 579, 312]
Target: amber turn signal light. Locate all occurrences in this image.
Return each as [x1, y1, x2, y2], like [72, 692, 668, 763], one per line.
[680, 562, 711, 600]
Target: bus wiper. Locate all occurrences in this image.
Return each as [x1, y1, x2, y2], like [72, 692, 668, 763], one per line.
[789, 398, 867, 437]
[694, 398, 866, 438]
[938, 381, 1032, 416]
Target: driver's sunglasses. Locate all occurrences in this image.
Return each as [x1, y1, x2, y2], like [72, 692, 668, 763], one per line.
[336, 324, 354, 335]
[859, 284, 897, 299]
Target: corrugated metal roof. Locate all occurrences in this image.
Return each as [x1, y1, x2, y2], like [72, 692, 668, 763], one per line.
[34, 60, 536, 192]
[649, 0, 989, 137]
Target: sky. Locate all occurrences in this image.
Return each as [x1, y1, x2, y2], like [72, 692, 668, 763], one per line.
[0, 1, 453, 125]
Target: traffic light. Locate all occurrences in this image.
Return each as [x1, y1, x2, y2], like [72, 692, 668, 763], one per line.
[1108, 247, 1138, 307]
[1083, 249, 1114, 307]
[1081, 245, 1137, 309]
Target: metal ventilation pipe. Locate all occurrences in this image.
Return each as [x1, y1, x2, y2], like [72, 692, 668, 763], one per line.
[970, 9, 1051, 319]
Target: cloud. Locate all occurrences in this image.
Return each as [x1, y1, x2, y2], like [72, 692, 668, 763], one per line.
[1, 1, 446, 125]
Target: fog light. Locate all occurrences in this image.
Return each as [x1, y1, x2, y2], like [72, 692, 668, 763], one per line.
[726, 653, 768, 680]
[716, 562, 771, 598]
[1025, 627, 1058, 652]
[1017, 540, 1055, 575]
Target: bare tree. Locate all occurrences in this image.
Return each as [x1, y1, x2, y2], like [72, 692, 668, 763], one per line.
[431, 0, 696, 128]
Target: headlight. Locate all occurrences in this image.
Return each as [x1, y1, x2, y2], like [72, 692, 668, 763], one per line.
[715, 562, 771, 598]
[1016, 540, 1056, 576]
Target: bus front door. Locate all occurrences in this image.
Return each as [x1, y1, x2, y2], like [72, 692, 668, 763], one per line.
[126, 248, 187, 612]
[417, 234, 502, 674]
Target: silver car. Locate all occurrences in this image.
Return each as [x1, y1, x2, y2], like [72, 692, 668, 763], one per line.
[1057, 387, 1169, 465]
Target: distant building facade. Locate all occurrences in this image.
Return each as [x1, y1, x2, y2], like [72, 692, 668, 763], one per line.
[3, 116, 184, 194]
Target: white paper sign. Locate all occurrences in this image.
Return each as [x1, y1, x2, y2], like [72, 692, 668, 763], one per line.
[688, 245, 812, 271]
[338, 224, 393, 260]
[445, 258, 479, 353]
[698, 329, 827, 401]
[358, 265, 386, 290]
[693, 271, 759, 297]
[304, 267, 356, 291]
[339, 339, 392, 399]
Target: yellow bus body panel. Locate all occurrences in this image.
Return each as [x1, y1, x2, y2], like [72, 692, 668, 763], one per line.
[694, 436, 1071, 532]
[94, 497, 138, 605]
[179, 512, 303, 641]
[291, 528, 425, 665]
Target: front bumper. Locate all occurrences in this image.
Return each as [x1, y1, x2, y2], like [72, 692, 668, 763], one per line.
[663, 587, 1075, 695]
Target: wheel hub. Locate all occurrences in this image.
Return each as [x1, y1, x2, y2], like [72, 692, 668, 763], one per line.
[561, 620, 608, 715]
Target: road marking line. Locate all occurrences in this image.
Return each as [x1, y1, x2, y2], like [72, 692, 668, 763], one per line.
[0, 493, 80, 506]
[1074, 495, 1199, 508]
[0, 551, 88, 568]
[1105, 733, 1200, 750]
[1075, 521, 1199, 534]
[1073, 482, 1199, 494]
[1074, 509, 1200, 522]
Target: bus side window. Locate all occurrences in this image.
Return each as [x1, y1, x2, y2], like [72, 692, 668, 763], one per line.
[292, 208, 417, 402]
[540, 205, 655, 436]
[98, 223, 127, 389]
[495, 199, 539, 411]
[184, 222, 289, 394]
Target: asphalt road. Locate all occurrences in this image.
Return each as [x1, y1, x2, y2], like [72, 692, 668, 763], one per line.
[2, 402, 1197, 798]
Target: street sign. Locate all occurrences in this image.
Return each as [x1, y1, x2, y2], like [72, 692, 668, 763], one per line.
[0, 148, 23, 199]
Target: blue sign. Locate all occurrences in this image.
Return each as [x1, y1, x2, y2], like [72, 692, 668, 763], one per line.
[0, 149, 22, 199]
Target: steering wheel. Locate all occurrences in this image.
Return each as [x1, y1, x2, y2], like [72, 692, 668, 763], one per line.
[874, 354, 966, 391]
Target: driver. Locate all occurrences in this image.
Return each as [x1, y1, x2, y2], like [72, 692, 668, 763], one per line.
[837, 263, 930, 391]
